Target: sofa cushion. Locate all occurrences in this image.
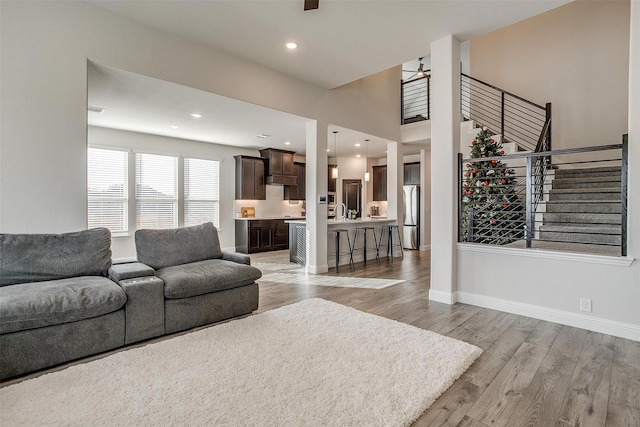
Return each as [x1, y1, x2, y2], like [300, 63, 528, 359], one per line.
[0, 228, 112, 286]
[157, 259, 262, 299]
[135, 222, 223, 270]
[0, 277, 126, 334]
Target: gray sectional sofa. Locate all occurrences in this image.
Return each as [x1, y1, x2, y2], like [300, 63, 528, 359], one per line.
[0, 222, 261, 381]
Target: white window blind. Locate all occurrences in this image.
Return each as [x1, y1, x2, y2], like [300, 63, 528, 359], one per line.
[87, 147, 128, 233]
[135, 153, 178, 229]
[184, 158, 220, 228]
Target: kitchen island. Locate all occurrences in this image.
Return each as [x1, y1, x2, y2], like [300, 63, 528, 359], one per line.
[285, 218, 397, 268]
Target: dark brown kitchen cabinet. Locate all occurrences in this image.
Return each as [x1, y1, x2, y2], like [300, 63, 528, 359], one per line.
[234, 155, 266, 200]
[235, 219, 289, 254]
[404, 162, 420, 185]
[328, 164, 337, 192]
[372, 165, 387, 201]
[284, 162, 305, 201]
[259, 148, 296, 185]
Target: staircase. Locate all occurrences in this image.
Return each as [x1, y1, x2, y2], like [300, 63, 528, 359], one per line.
[539, 166, 622, 251]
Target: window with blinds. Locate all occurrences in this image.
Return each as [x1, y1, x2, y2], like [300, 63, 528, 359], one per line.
[135, 153, 178, 229]
[87, 147, 128, 233]
[184, 158, 220, 228]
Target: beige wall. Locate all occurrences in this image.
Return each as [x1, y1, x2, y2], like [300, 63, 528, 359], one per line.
[470, 0, 630, 150]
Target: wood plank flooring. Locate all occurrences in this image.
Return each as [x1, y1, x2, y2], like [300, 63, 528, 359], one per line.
[252, 250, 640, 427]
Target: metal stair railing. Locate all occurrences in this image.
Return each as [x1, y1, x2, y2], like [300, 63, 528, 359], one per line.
[458, 135, 628, 257]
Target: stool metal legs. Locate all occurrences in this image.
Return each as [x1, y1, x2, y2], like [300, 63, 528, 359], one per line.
[379, 225, 404, 261]
[329, 229, 353, 273]
[352, 227, 380, 265]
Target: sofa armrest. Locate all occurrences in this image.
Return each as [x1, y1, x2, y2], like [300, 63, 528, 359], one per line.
[222, 251, 251, 265]
[117, 276, 165, 345]
[108, 262, 155, 282]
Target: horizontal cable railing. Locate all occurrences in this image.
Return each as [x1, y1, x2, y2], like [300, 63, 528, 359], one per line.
[458, 135, 627, 257]
[461, 73, 550, 152]
[401, 74, 430, 124]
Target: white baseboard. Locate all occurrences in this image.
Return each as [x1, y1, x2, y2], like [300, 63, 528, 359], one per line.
[419, 245, 431, 251]
[456, 291, 640, 342]
[429, 289, 457, 305]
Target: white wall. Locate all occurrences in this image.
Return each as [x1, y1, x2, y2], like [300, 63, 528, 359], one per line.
[470, 0, 629, 151]
[455, 0, 640, 341]
[0, 1, 400, 238]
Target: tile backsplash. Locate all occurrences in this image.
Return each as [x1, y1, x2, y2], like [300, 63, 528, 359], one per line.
[234, 185, 305, 218]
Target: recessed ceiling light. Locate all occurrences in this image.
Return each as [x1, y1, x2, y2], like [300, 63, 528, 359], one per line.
[327, 149, 330, 152]
[257, 134, 270, 139]
[284, 141, 291, 145]
[170, 125, 179, 129]
[355, 143, 361, 147]
[356, 154, 361, 158]
[190, 113, 202, 118]
[286, 42, 298, 50]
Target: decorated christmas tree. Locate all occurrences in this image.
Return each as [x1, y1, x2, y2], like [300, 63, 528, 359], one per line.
[461, 128, 525, 244]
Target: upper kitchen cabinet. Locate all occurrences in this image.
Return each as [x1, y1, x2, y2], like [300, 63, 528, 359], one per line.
[404, 162, 421, 185]
[372, 165, 387, 201]
[328, 164, 337, 192]
[234, 155, 266, 200]
[284, 162, 306, 201]
[259, 148, 297, 186]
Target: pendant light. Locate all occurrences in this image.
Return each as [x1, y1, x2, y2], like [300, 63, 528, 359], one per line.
[364, 139, 370, 182]
[332, 131, 339, 179]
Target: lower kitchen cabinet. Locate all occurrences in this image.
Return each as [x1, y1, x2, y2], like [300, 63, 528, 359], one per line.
[235, 219, 289, 254]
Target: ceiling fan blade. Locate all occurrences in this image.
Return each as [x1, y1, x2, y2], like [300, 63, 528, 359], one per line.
[304, 0, 319, 11]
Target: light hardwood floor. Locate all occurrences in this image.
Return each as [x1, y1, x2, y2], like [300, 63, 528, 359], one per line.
[253, 250, 640, 427]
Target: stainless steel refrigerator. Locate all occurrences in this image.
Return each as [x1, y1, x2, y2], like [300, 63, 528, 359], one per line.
[403, 185, 420, 249]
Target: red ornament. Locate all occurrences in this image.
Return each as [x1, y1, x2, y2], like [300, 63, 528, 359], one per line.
[472, 169, 478, 174]
[491, 220, 497, 225]
[500, 179, 506, 185]
[490, 139, 495, 143]
[500, 150, 505, 155]
[483, 181, 489, 187]
[470, 161, 476, 166]
[503, 203, 509, 208]
[471, 140, 476, 145]
[467, 190, 473, 195]
[463, 183, 468, 188]
[465, 171, 470, 177]
[491, 160, 497, 164]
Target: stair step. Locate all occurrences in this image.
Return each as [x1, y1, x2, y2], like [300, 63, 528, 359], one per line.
[543, 212, 621, 225]
[551, 176, 621, 189]
[545, 200, 621, 214]
[548, 187, 621, 201]
[539, 224, 621, 245]
[554, 166, 621, 179]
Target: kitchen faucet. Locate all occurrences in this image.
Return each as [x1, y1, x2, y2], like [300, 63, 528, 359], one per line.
[337, 203, 347, 221]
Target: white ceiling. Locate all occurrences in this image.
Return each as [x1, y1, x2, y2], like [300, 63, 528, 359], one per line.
[86, 0, 571, 158]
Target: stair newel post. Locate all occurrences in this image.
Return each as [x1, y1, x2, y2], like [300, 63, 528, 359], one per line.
[621, 134, 628, 257]
[525, 156, 534, 248]
[458, 153, 463, 242]
[500, 91, 505, 139]
[400, 79, 405, 125]
[545, 103, 552, 169]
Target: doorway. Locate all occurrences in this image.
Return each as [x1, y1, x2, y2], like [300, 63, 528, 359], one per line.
[342, 179, 362, 218]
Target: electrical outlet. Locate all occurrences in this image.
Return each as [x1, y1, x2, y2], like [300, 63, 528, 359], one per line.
[580, 298, 592, 312]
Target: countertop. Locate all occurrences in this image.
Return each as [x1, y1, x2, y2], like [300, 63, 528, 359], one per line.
[235, 216, 305, 221]
[285, 218, 395, 226]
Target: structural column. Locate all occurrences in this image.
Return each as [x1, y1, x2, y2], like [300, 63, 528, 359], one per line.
[305, 121, 329, 274]
[386, 140, 403, 252]
[627, 1, 639, 259]
[429, 35, 461, 304]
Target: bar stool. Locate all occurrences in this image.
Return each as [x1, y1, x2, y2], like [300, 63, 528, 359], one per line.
[351, 226, 380, 265]
[328, 229, 354, 273]
[379, 224, 404, 260]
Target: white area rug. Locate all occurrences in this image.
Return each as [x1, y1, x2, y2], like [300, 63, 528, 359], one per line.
[260, 272, 405, 289]
[0, 299, 482, 426]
